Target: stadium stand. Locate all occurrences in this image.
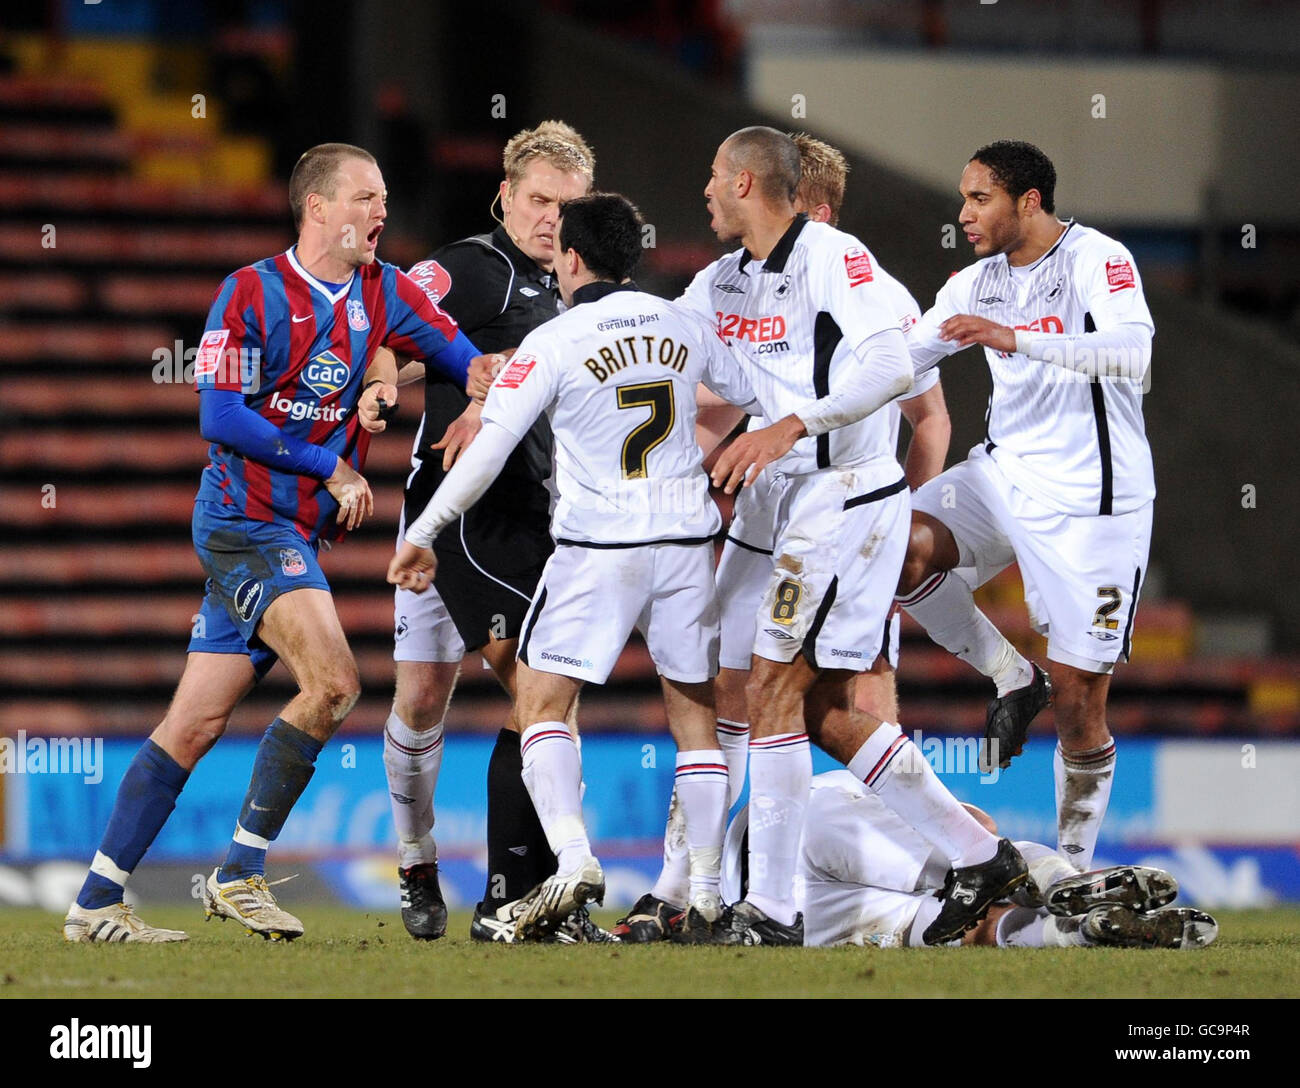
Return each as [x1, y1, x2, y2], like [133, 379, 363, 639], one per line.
[1, 31, 1297, 744]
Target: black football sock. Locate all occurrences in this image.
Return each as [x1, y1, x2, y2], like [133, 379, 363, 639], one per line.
[481, 728, 557, 910]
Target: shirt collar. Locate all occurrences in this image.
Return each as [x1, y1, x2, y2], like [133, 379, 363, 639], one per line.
[738, 213, 808, 274]
[571, 280, 639, 306]
[490, 224, 556, 288]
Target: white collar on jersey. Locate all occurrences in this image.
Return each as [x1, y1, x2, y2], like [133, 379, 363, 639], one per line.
[285, 246, 356, 304]
[1009, 218, 1077, 274]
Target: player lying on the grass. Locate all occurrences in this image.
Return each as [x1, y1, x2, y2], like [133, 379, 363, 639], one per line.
[898, 140, 1156, 870]
[389, 193, 764, 940]
[367, 122, 602, 944]
[722, 770, 1218, 949]
[619, 132, 954, 942]
[63, 143, 494, 944]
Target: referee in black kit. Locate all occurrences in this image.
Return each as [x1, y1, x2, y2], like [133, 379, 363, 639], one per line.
[374, 121, 609, 942]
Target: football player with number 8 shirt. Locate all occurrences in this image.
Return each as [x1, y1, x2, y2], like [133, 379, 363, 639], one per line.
[681, 127, 1029, 946]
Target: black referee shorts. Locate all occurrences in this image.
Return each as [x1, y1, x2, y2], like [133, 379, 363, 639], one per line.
[430, 502, 553, 652]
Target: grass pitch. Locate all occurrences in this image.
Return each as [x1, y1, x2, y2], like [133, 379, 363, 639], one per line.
[3, 907, 1297, 999]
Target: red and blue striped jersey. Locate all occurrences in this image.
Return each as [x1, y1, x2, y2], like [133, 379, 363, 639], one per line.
[194, 246, 478, 541]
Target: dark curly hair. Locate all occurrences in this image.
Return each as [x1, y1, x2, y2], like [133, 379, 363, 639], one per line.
[970, 140, 1056, 213]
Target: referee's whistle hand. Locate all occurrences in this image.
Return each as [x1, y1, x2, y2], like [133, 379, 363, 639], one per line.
[387, 541, 437, 593]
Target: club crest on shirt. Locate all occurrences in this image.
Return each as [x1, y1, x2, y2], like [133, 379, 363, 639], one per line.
[279, 548, 307, 577]
[495, 354, 537, 389]
[843, 247, 873, 287]
[346, 299, 370, 331]
[303, 350, 349, 398]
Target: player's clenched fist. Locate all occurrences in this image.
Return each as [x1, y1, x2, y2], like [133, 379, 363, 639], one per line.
[466, 352, 510, 402]
[358, 380, 399, 433]
[387, 540, 438, 593]
[324, 458, 374, 531]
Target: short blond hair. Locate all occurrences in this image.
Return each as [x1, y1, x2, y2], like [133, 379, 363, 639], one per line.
[502, 120, 595, 192]
[289, 143, 376, 229]
[790, 132, 849, 226]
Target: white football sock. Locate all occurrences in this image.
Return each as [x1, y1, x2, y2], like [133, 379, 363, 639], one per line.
[649, 789, 689, 908]
[520, 721, 590, 873]
[383, 711, 443, 869]
[674, 749, 728, 905]
[1055, 739, 1116, 870]
[899, 571, 1032, 696]
[716, 719, 750, 806]
[849, 721, 997, 867]
[1013, 839, 1079, 893]
[745, 732, 811, 925]
[907, 896, 954, 947]
[995, 907, 1087, 947]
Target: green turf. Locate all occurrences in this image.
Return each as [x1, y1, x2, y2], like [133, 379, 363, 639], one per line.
[3, 908, 1297, 998]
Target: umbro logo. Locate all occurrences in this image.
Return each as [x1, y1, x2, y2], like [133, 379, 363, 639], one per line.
[390, 792, 415, 805]
[716, 283, 745, 294]
[508, 845, 528, 856]
[977, 296, 1005, 305]
[763, 628, 796, 641]
[519, 286, 540, 297]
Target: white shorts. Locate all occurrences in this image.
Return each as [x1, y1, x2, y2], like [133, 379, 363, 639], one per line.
[727, 465, 784, 552]
[518, 541, 719, 685]
[798, 772, 947, 948]
[752, 468, 910, 673]
[719, 545, 901, 671]
[912, 444, 1151, 673]
[393, 584, 466, 664]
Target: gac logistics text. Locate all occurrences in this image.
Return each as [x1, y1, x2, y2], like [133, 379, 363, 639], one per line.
[1127, 1025, 1252, 1038]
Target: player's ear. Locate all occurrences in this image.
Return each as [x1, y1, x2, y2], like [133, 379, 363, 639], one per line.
[499, 179, 512, 214]
[1020, 188, 1041, 216]
[735, 169, 752, 199]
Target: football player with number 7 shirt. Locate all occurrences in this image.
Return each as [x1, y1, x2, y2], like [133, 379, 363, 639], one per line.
[389, 192, 765, 939]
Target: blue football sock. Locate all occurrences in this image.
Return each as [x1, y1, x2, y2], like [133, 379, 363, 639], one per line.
[218, 718, 323, 881]
[76, 740, 189, 909]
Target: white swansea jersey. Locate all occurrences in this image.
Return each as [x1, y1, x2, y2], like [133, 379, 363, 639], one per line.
[910, 221, 1155, 516]
[679, 215, 907, 490]
[482, 282, 759, 545]
[736, 273, 937, 456]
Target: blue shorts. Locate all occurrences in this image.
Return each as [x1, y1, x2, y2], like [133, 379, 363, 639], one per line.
[188, 500, 331, 676]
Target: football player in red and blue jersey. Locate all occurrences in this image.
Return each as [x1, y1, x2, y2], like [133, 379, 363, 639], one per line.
[64, 143, 494, 944]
